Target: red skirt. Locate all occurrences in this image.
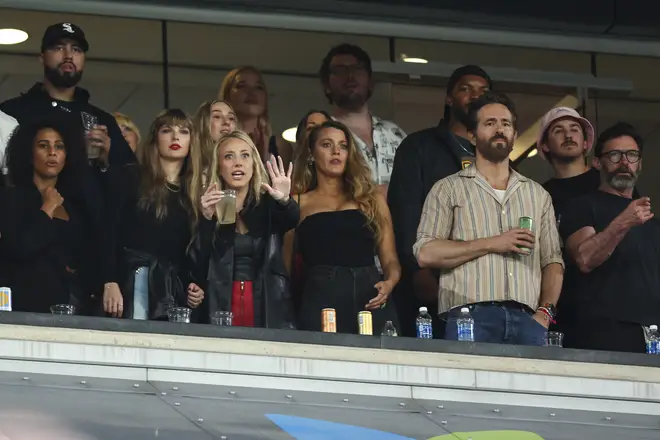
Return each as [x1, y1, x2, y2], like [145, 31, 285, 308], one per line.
[231, 280, 254, 327]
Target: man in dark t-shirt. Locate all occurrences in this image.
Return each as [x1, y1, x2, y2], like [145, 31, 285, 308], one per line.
[536, 107, 597, 220]
[559, 122, 660, 353]
[537, 107, 639, 220]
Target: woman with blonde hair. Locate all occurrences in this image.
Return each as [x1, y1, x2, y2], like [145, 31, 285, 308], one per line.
[102, 109, 205, 320]
[190, 130, 298, 328]
[218, 66, 293, 165]
[285, 119, 400, 334]
[113, 112, 141, 154]
[192, 100, 238, 172]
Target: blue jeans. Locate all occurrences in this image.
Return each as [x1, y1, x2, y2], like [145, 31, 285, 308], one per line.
[443, 302, 547, 346]
[133, 266, 149, 320]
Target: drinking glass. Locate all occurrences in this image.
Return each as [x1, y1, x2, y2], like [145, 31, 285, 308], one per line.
[217, 189, 237, 225]
[50, 304, 76, 315]
[210, 311, 233, 326]
[167, 307, 191, 323]
[81, 111, 101, 159]
[546, 331, 564, 347]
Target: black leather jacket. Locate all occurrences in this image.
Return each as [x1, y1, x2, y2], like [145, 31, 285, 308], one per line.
[190, 193, 299, 328]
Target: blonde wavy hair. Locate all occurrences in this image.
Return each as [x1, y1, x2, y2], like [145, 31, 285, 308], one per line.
[218, 66, 272, 140]
[137, 109, 203, 225]
[113, 112, 141, 154]
[208, 130, 269, 220]
[293, 120, 386, 242]
[192, 100, 237, 170]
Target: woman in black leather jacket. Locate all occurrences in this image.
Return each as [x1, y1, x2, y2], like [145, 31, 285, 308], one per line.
[191, 130, 298, 328]
[101, 109, 205, 320]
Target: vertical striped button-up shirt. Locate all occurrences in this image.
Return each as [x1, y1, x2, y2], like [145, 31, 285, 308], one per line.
[413, 165, 564, 314]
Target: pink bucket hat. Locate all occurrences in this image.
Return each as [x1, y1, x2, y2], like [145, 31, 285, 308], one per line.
[536, 107, 595, 161]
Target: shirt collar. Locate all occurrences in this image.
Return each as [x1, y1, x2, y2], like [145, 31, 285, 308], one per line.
[458, 163, 528, 182]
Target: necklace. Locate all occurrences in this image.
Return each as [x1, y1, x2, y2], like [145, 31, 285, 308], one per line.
[449, 132, 475, 157]
[165, 181, 180, 193]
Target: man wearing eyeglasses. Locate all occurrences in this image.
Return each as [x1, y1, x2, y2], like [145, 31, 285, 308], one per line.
[319, 44, 406, 194]
[558, 122, 660, 353]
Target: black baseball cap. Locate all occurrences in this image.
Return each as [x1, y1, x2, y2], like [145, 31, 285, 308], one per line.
[41, 22, 89, 52]
[443, 65, 492, 121]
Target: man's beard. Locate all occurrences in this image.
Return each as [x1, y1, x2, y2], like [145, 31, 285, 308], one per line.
[331, 87, 372, 111]
[451, 103, 471, 127]
[44, 65, 83, 89]
[477, 134, 514, 163]
[605, 166, 638, 190]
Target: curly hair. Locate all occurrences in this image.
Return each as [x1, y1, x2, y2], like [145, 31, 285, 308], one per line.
[2, 115, 87, 192]
[293, 120, 386, 242]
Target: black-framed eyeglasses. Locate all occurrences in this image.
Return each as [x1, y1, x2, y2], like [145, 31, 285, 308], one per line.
[599, 149, 641, 164]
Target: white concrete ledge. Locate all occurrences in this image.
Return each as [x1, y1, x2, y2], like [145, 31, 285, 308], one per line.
[1, 323, 659, 417]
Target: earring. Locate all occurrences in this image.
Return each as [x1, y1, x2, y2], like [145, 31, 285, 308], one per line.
[307, 156, 314, 165]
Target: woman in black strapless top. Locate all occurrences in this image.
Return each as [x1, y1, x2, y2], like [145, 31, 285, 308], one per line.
[286, 120, 401, 334]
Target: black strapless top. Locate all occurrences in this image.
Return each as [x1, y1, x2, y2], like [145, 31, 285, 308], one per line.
[297, 210, 375, 267]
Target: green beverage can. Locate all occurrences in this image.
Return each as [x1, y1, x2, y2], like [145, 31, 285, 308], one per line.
[518, 216, 533, 253]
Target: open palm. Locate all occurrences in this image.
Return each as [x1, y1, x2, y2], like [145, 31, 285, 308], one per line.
[262, 155, 293, 201]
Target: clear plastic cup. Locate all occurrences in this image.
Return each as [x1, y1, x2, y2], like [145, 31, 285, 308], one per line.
[546, 331, 564, 347]
[217, 189, 237, 224]
[210, 311, 233, 326]
[167, 307, 191, 323]
[50, 304, 76, 315]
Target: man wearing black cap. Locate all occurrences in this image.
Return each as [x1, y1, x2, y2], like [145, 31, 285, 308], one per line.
[0, 23, 135, 315]
[387, 65, 491, 337]
[0, 22, 134, 169]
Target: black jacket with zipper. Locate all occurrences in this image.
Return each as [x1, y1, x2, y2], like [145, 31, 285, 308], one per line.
[386, 120, 475, 337]
[190, 194, 299, 328]
[0, 82, 136, 167]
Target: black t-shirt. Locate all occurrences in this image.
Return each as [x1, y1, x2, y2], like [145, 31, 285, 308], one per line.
[543, 168, 640, 223]
[558, 190, 660, 325]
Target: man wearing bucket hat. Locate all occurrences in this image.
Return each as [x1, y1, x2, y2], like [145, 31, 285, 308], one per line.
[387, 65, 491, 337]
[537, 107, 638, 221]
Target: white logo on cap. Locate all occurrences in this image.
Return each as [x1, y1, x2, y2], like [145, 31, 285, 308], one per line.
[62, 23, 74, 33]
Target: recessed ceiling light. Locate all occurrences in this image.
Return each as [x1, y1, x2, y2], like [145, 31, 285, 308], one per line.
[527, 148, 538, 158]
[401, 54, 428, 64]
[0, 29, 28, 45]
[282, 127, 297, 143]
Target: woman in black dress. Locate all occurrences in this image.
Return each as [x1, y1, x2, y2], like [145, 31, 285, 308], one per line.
[102, 109, 205, 320]
[0, 117, 98, 313]
[286, 120, 401, 334]
[191, 130, 298, 328]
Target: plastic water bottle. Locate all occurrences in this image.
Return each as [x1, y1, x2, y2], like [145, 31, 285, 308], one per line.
[416, 307, 433, 339]
[646, 325, 659, 355]
[456, 307, 475, 342]
[381, 321, 398, 337]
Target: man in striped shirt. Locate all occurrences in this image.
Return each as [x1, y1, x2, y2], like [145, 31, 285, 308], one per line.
[413, 93, 564, 345]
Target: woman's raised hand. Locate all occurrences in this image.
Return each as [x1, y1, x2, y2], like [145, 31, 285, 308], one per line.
[262, 154, 292, 202]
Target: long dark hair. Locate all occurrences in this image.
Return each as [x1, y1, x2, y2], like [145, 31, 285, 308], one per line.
[3, 115, 87, 192]
[295, 110, 332, 146]
[137, 109, 203, 223]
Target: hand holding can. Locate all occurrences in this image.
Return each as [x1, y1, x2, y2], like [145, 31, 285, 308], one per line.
[518, 216, 534, 254]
